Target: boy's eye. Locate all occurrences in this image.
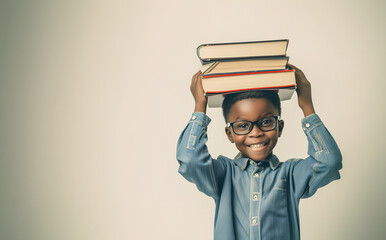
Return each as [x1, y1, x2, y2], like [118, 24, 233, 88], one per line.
[260, 118, 274, 126]
[236, 122, 250, 130]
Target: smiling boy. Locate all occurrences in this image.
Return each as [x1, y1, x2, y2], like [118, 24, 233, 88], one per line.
[176, 64, 342, 240]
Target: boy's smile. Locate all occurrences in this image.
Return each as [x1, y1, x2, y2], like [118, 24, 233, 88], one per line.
[225, 98, 284, 161]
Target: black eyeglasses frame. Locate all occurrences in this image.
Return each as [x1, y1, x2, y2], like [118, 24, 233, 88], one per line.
[226, 116, 280, 135]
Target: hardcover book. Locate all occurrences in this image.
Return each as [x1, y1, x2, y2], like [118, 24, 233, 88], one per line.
[197, 39, 289, 63]
[200, 56, 289, 76]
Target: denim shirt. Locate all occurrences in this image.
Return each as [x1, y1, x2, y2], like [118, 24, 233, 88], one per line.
[177, 112, 342, 240]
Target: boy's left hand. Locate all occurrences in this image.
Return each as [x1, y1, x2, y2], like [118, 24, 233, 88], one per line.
[288, 64, 315, 117]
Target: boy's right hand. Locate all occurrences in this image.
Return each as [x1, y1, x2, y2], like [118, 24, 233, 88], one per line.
[190, 71, 207, 113]
[287, 64, 315, 117]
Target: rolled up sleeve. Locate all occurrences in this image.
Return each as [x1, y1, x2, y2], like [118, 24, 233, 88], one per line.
[292, 114, 342, 199]
[176, 112, 226, 198]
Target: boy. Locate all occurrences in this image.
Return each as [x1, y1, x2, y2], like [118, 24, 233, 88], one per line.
[176, 64, 342, 240]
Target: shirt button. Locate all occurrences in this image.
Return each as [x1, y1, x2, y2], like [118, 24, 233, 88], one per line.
[252, 219, 257, 225]
[253, 195, 258, 200]
[249, 160, 254, 165]
[192, 115, 197, 120]
[305, 123, 310, 128]
[254, 173, 259, 177]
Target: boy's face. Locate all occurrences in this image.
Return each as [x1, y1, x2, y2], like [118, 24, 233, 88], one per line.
[225, 98, 284, 161]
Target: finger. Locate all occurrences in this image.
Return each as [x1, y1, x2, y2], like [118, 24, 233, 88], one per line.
[192, 71, 200, 82]
[289, 65, 307, 80]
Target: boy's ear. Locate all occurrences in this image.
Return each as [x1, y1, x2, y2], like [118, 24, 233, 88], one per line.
[278, 120, 284, 137]
[225, 127, 235, 143]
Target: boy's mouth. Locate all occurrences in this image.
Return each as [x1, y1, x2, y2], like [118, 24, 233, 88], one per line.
[247, 142, 268, 151]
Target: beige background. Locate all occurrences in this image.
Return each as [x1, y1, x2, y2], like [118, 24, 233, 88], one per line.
[1, 0, 385, 239]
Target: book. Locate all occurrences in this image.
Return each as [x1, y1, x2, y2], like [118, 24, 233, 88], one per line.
[202, 69, 296, 93]
[200, 56, 289, 76]
[197, 39, 289, 63]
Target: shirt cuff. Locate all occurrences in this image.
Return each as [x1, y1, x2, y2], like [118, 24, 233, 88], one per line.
[301, 113, 323, 133]
[190, 112, 211, 127]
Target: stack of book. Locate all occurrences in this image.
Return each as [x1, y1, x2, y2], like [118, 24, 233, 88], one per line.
[197, 39, 296, 108]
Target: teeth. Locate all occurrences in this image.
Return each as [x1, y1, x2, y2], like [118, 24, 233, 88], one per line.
[249, 143, 265, 148]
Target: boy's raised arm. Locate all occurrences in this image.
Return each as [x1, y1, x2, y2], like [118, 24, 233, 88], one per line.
[176, 72, 226, 198]
[288, 64, 342, 199]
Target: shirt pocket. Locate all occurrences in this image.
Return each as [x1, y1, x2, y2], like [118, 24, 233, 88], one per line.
[271, 178, 288, 210]
[273, 178, 287, 191]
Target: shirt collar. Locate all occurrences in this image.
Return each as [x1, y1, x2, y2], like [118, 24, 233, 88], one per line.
[233, 152, 280, 170]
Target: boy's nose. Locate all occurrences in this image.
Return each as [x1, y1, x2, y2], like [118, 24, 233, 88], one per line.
[249, 124, 263, 137]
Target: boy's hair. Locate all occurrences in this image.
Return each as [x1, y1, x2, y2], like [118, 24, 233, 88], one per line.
[222, 90, 281, 122]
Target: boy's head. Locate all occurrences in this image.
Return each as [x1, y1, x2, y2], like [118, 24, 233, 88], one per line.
[222, 91, 284, 161]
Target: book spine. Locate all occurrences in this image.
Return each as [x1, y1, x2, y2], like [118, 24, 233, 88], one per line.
[197, 44, 209, 62]
[285, 39, 289, 53]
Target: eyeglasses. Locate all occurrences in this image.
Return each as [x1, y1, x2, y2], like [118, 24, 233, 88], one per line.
[226, 116, 280, 135]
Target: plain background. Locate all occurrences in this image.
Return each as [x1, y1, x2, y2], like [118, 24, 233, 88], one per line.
[1, 0, 385, 239]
